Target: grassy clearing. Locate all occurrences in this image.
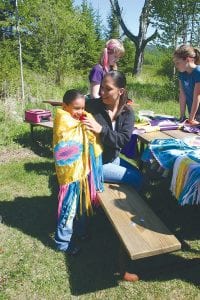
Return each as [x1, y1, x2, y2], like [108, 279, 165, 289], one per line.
[1, 66, 200, 299]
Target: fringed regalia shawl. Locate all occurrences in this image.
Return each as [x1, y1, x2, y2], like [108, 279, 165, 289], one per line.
[53, 108, 104, 227]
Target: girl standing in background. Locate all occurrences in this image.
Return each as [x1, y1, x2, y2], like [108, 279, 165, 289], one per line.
[89, 39, 125, 99]
[173, 45, 200, 124]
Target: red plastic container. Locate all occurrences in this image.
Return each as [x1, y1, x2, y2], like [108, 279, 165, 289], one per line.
[25, 109, 52, 123]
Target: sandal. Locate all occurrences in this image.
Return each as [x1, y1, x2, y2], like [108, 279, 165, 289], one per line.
[66, 246, 80, 256]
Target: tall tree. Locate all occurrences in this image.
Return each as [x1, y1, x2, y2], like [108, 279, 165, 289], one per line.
[19, 0, 78, 84]
[74, 0, 102, 71]
[94, 9, 104, 41]
[152, 0, 200, 47]
[106, 5, 120, 39]
[0, 0, 16, 40]
[110, 0, 157, 75]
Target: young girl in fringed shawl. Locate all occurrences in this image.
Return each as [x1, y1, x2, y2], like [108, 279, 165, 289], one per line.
[53, 89, 104, 255]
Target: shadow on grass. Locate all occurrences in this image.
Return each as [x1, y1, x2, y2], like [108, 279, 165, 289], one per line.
[67, 209, 121, 295]
[141, 178, 200, 242]
[14, 128, 53, 158]
[0, 162, 58, 248]
[131, 254, 200, 287]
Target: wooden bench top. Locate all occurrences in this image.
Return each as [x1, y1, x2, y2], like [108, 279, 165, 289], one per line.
[25, 120, 53, 129]
[99, 183, 181, 260]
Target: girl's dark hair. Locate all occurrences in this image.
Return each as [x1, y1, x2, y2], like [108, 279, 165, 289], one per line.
[63, 89, 84, 105]
[104, 70, 129, 111]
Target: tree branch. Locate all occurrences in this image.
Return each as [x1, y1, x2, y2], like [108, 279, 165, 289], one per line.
[143, 29, 158, 47]
[109, 0, 138, 44]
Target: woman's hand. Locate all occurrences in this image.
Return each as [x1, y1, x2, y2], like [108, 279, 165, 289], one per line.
[81, 117, 102, 133]
[184, 118, 199, 125]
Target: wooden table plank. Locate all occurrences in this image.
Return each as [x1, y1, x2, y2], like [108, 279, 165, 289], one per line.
[164, 129, 197, 140]
[137, 131, 169, 144]
[31, 121, 53, 128]
[43, 100, 62, 106]
[24, 120, 53, 129]
[99, 183, 181, 260]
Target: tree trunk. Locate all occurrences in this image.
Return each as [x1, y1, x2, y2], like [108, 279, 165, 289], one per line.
[110, 0, 157, 76]
[133, 45, 144, 75]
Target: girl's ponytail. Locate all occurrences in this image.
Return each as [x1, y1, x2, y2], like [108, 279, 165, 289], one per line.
[194, 48, 200, 65]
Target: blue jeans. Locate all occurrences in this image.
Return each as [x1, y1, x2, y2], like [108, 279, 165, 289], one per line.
[103, 157, 143, 190]
[55, 211, 87, 251]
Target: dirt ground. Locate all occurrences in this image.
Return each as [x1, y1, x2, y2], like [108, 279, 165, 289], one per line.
[0, 148, 39, 164]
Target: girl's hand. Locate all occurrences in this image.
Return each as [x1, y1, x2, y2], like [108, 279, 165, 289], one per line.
[81, 117, 102, 133]
[188, 119, 199, 125]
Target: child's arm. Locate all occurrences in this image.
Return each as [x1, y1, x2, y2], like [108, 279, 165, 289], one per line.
[189, 82, 200, 123]
[179, 80, 186, 120]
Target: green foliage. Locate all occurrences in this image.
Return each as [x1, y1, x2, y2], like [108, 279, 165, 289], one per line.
[19, 0, 81, 84]
[157, 49, 175, 78]
[73, 1, 103, 72]
[106, 5, 120, 39]
[94, 10, 104, 41]
[0, 40, 19, 97]
[144, 47, 174, 78]
[152, 0, 200, 46]
[118, 38, 135, 73]
[0, 0, 16, 40]
[0, 0, 102, 86]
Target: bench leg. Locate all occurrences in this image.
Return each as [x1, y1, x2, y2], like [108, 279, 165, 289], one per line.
[118, 244, 139, 282]
[30, 124, 34, 141]
[118, 244, 129, 275]
[138, 141, 145, 170]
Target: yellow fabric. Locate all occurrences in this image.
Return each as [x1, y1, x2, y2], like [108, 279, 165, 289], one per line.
[175, 157, 193, 199]
[53, 108, 102, 185]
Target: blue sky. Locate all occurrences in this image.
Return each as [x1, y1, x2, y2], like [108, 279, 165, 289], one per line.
[73, 0, 154, 36]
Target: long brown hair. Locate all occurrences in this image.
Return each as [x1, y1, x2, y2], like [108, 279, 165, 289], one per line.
[104, 71, 130, 114]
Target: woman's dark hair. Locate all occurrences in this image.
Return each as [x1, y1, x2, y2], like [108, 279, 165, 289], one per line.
[104, 70, 129, 111]
[63, 89, 84, 105]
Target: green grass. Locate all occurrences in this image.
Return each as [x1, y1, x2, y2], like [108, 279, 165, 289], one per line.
[0, 143, 200, 299]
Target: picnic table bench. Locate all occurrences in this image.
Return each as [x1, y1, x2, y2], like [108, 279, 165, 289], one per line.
[25, 120, 53, 140]
[25, 100, 61, 139]
[99, 183, 181, 260]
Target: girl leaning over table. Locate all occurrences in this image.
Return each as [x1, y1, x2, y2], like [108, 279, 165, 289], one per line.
[173, 45, 200, 124]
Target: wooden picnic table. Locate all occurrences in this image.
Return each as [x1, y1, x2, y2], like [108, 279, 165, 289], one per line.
[24, 120, 53, 140]
[136, 129, 198, 169]
[99, 183, 181, 260]
[137, 129, 197, 146]
[43, 100, 62, 106]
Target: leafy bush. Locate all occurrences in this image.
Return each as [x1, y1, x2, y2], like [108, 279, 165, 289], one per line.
[0, 40, 19, 98]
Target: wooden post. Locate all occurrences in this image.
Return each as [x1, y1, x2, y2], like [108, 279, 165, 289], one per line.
[16, 0, 25, 104]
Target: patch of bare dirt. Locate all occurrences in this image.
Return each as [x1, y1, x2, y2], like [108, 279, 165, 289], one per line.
[0, 148, 39, 164]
